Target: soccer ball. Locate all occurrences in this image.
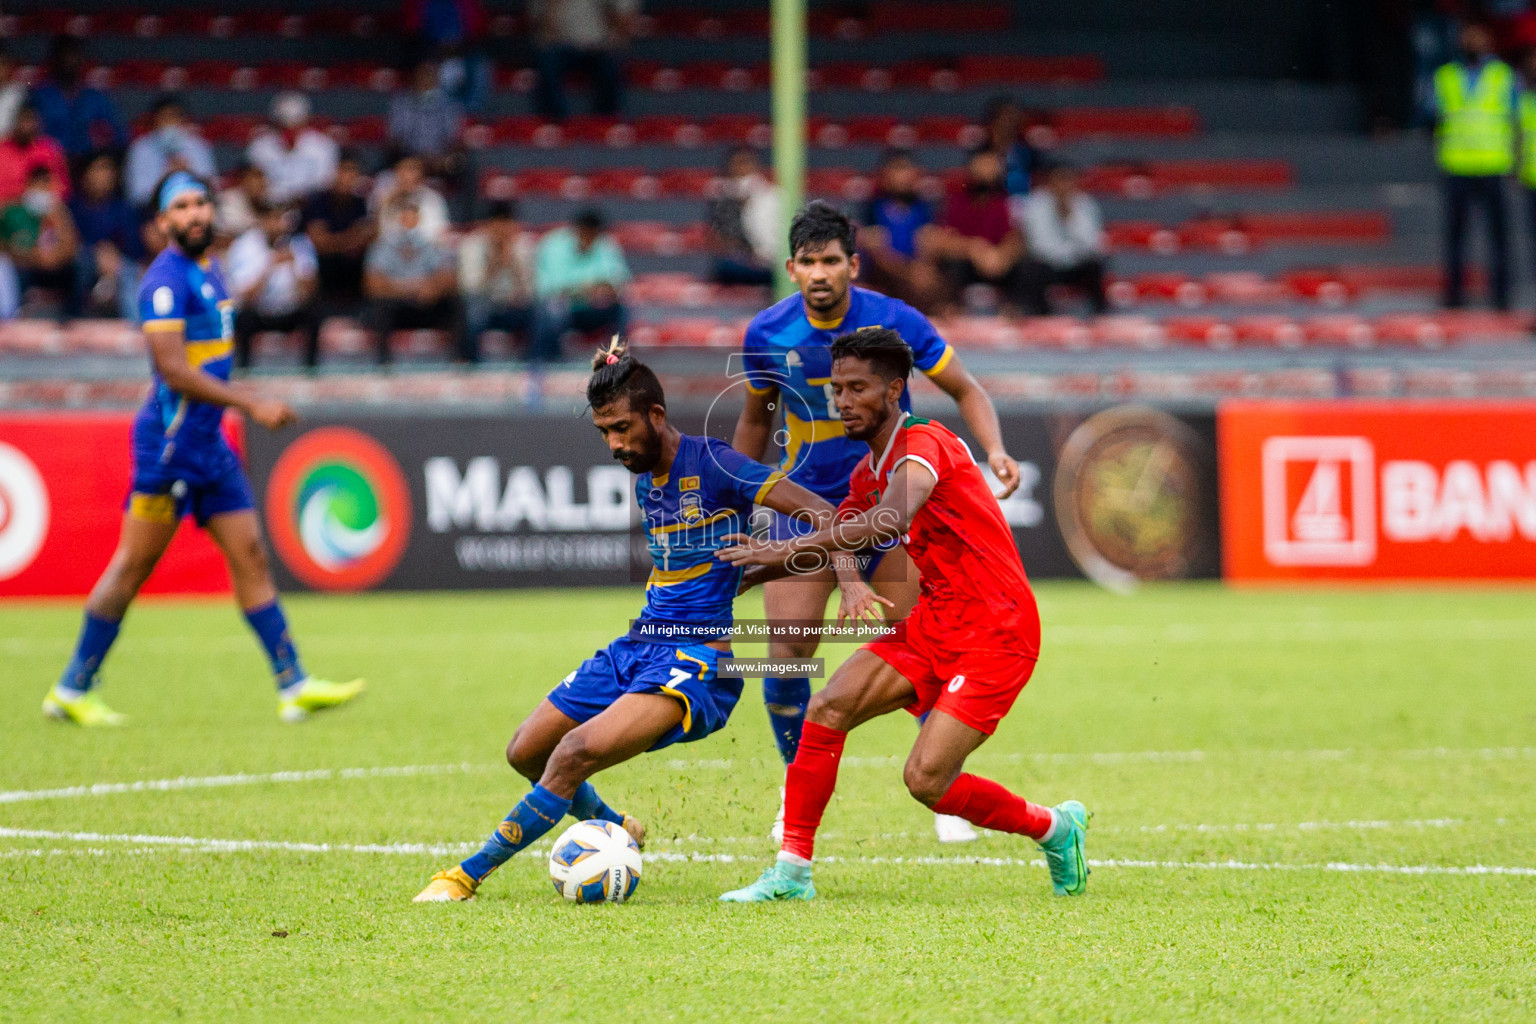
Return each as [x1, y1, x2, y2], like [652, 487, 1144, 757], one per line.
[548, 820, 643, 903]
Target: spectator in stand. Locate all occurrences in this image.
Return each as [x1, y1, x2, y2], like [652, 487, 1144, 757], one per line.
[929, 147, 1028, 313]
[0, 46, 27, 140]
[404, 0, 492, 112]
[1433, 21, 1515, 310]
[387, 59, 469, 210]
[28, 35, 127, 160]
[981, 95, 1037, 224]
[69, 152, 145, 320]
[247, 92, 339, 205]
[1, 164, 80, 318]
[228, 200, 322, 370]
[364, 198, 462, 364]
[370, 153, 450, 242]
[1018, 160, 1108, 316]
[857, 148, 943, 313]
[124, 95, 216, 210]
[531, 207, 629, 361]
[531, 0, 639, 121]
[705, 147, 780, 287]
[459, 199, 536, 361]
[0, 103, 71, 206]
[303, 152, 376, 312]
[216, 162, 268, 243]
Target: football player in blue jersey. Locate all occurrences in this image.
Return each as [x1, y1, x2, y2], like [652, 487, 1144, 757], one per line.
[42, 172, 363, 727]
[733, 200, 1021, 843]
[414, 339, 879, 902]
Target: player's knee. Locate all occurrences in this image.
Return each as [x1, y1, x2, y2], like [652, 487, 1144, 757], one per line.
[805, 688, 855, 732]
[506, 729, 544, 779]
[768, 639, 819, 660]
[232, 539, 271, 582]
[902, 757, 954, 808]
[545, 731, 599, 785]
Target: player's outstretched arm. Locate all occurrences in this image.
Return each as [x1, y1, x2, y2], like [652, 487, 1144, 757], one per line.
[927, 354, 1020, 498]
[146, 326, 297, 430]
[720, 462, 937, 567]
[733, 476, 870, 602]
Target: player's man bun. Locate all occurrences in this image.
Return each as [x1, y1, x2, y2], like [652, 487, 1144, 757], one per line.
[830, 326, 914, 383]
[587, 336, 666, 413]
[789, 199, 856, 259]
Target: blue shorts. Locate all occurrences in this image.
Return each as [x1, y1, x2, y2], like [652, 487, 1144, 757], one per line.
[765, 509, 897, 578]
[547, 637, 743, 751]
[126, 429, 254, 527]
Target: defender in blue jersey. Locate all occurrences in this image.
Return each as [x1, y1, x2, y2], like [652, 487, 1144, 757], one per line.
[414, 341, 873, 902]
[43, 172, 362, 727]
[732, 201, 1022, 843]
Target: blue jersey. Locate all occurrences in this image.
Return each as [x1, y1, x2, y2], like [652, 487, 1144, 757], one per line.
[132, 246, 235, 451]
[632, 433, 784, 642]
[741, 286, 953, 501]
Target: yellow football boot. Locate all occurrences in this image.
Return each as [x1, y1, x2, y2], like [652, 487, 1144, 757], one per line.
[278, 677, 366, 723]
[42, 687, 127, 727]
[413, 866, 479, 902]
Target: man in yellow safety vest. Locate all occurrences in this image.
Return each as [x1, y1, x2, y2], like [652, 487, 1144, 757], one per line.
[1433, 22, 1515, 310]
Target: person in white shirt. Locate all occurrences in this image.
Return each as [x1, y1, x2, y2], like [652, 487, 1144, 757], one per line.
[1018, 160, 1108, 315]
[227, 200, 322, 369]
[706, 146, 781, 286]
[245, 92, 339, 205]
[369, 154, 450, 243]
[124, 95, 216, 209]
[0, 46, 27, 141]
[458, 199, 537, 362]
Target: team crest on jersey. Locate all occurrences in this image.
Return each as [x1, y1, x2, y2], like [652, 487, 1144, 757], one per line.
[152, 286, 174, 316]
[201, 283, 215, 299]
[680, 491, 703, 522]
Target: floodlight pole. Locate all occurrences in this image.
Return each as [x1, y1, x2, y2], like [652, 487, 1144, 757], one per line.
[771, 0, 806, 298]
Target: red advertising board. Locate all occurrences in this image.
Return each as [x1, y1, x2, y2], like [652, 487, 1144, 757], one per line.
[1220, 401, 1536, 581]
[0, 413, 232, 597]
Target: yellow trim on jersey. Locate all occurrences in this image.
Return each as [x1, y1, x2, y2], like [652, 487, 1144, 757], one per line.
[921, 344, 956, 377]
[806, 312, 846, 330]
[745, 379, 776, 395]
[782, 413, 848, 473]
[142, 318, 186, 333]
[651, 509, 734, 535]
[754, 470, 787, 504]
[660, 649, 714, 734]
[651, 471, 668, 488]
[645, 561, 715, 588]
[184, 338, 234, 368]
[128, 492, 177, 524]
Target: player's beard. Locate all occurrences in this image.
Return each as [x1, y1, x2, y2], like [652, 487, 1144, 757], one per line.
[170, 220, 213, 258]
[613, 423, 663, 475]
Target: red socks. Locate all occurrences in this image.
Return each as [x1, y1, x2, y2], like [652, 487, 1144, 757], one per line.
[932, 773, 1054, 840]
[780, 720, 846, 861]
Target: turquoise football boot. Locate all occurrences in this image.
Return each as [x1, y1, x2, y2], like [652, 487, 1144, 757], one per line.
[1039, 800, 1091, 896]
[719, 861, 817, 902]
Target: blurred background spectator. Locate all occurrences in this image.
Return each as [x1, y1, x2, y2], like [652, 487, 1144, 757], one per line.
[388, 59, 470, 214]
[303, 153, 376, 314]
[1018, 160, 1108, 315]
[531, 0, 639, 121]
[532, 207, 629, 361]
[216, 163, 268, 244]
[228, 200, 322, 370]
[364, 199, 461, 364]
[931, 148, 1028, 314]
[858, 149, 943, 313]
[69, 152, 144, 320]
[2, 164, 79, 319]
[247, 93, 339, 205]
[372, 153, 450, 241]
[981, 95, 1037, 226]
[0, 46, 26, 140]
[706, 147, 780, 287]
[124, 95, 216, 210]
[29, 36, 127, 164]
[0, 104, 71, 206]
[403, 0, 492, 112]
[459, 199, 537, 362]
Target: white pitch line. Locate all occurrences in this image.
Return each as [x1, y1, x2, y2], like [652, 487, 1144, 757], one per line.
[1, 827, 1532, 878]
[0, 763, 489, 805]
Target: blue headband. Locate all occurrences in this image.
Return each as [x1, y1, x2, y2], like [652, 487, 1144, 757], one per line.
[158, 171, 208, 212]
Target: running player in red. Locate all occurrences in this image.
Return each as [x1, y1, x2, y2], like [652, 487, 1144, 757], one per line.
[717, 327, 1089, 901]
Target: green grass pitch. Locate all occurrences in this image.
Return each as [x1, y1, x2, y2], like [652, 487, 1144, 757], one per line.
[2, 583, 1534, 1022]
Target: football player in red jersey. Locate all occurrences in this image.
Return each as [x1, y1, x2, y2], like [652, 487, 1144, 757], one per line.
[717, 327, 1090, 901]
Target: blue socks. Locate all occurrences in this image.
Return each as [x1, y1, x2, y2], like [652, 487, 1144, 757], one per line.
[570, 781, 624, 825]
[57, 611, 122, 695]
[763, 676, 811, 764]
[460, 784, 572, 882]
[243, 600, 306, 692]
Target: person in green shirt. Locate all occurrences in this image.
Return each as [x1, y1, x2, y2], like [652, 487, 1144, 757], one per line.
[1, 164, 79, 318]
[531, 206, 629, 362]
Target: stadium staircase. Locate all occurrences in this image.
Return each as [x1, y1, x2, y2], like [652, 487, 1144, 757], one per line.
[2, 0, 1534, 409]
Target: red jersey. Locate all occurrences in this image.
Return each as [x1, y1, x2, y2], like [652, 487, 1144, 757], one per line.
[837, 415, 1038, 654]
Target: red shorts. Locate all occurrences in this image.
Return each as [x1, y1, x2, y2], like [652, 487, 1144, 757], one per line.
[863, 602, 1038, 735]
